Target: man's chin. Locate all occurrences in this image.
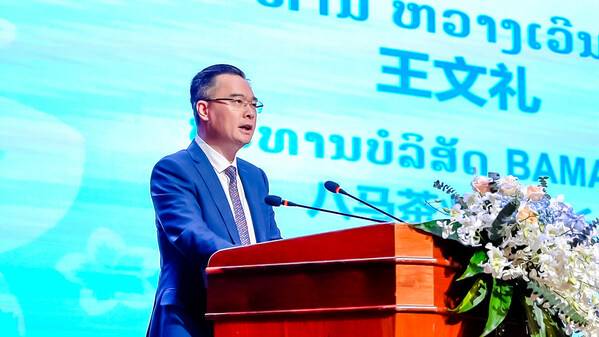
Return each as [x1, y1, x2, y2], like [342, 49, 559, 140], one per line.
[236, 136, 253, 149]
[238, 133, 254, 144]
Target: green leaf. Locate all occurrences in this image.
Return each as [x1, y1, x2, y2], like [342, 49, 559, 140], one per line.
[480, 279, 513, 337]
[526, 280, 587, 326]
[457, 250, 487, 281]
[450, 277, 488, 313]
[543, 310, 567, 337]
[522, 297, 546, 337]
[410, 219, 461, 242]
[489, 200, 519, 242]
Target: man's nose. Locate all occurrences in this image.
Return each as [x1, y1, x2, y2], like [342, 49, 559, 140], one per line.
[243, 103, 256, 118]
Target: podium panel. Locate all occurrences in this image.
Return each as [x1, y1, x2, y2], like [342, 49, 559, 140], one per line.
[205, 223, 523, 337]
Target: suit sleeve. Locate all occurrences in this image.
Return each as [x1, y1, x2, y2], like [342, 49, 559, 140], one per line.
[150, 157, 234, 265]
[260, 168, 282, 241]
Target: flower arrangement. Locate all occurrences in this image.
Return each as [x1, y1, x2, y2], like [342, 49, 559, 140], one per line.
[413, 173, 599, 337]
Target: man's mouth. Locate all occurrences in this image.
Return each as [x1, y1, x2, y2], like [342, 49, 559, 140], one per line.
[239, 124, 253, 131]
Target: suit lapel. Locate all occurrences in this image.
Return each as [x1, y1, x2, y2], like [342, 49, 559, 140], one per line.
[186, 141, 241, 245]
[238, 162, 266, 242]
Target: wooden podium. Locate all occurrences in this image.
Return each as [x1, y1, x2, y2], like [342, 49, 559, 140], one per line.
[205, 223, 472, 337]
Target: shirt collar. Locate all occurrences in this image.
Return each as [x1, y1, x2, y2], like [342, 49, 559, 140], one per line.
[195, 135, 238, 174]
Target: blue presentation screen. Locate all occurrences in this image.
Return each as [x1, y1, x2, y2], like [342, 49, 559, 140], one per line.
[0, 1, 597, 336]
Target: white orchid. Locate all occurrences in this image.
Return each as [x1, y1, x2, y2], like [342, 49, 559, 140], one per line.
[437, 220, 454, 239]
[433, 174, 599, 335]
[482, 243, 511, 279]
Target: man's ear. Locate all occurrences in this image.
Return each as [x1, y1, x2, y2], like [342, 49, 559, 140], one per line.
[196, 100, 210, 122]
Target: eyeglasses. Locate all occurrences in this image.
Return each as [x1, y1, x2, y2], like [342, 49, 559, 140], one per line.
[202, 97, 264, 113]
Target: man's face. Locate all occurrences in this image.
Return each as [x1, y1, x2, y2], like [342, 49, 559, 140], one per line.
[198, 74, 257, 151]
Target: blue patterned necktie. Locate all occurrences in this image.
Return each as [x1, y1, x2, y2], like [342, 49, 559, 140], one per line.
[224, 166, 251, 245]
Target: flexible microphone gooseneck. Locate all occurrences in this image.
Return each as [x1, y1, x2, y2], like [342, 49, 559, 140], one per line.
[323, 181, 407, 223]
[264, 195, 385, 223]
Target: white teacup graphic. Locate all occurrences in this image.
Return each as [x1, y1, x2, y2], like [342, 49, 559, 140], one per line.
[0, 98, 84, 253]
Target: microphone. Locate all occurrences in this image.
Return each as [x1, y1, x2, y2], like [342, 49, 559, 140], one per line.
[264, 195, 299, 207]
[323, 181, 407, 223]
[264, 195, 385, 223]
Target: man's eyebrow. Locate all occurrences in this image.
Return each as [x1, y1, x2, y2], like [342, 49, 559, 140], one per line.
[228, 93, 258, 100]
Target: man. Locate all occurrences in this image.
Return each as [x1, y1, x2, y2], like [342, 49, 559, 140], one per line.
[147, 64, 282, 337]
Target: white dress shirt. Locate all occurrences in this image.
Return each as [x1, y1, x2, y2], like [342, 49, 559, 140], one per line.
[195, 136, 257, 244]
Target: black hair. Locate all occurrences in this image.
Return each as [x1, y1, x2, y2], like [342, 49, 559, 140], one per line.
[189, 64, 246, 126]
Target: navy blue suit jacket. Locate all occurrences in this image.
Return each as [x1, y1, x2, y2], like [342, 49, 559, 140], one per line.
[148, 141, 281, 337]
